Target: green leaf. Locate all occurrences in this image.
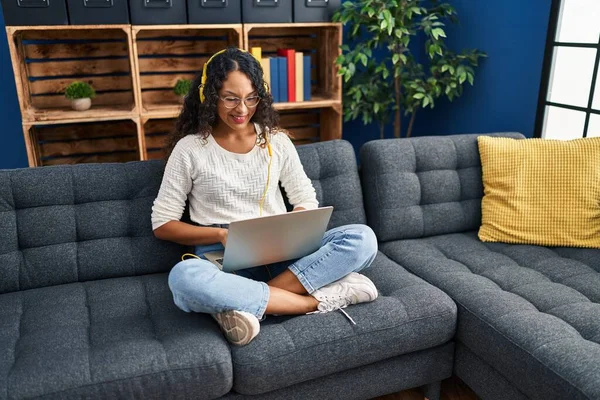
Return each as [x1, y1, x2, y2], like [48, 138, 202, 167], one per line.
[441, 64, 449, 72]
[432, 28, 446, 40]
[368, 8, 375, 17]
[468, 73, 474, 85]
[413, 93, 425, 99]
[348, 62, 356, 76]
[400, 54, 408, 64]
[459, 73, 467, 84]
[381, 19, 388, 30]
[374, 103, 380, 113]
[392, 53, 400, 65]
[423, 97, 430, 107]
[359, 53, 368, 66]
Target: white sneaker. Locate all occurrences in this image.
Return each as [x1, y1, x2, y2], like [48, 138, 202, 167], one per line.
[310, 272, 378, 324]
[213, 310, 260, 346]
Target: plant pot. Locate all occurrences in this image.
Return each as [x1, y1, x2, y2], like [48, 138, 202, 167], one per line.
[71, 98, 91, 111]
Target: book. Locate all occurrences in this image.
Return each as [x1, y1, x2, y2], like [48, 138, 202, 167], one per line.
[277, 56, 288, 103]
[295, 52, 304, 102]
[303, 55, 312, 101]
[277, 48, 296, 102]
[260, 57, 271, 95]
[251, 47, 262, 61]
[269, 58, 280, 103]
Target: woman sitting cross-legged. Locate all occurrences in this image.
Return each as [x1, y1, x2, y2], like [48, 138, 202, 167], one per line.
[151, 47, 379, 346]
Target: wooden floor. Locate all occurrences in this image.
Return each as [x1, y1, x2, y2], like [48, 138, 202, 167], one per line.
[373, 376, 479, 400]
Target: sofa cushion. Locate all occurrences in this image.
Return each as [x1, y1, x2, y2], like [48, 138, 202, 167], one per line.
[359, 133, 524, 242]
[381, 232, 600, 400]
[296, 140, 367, 229]
[0, 162, 185, 295]
[0, 273, 232, 399]
[229, 251, 457, 395]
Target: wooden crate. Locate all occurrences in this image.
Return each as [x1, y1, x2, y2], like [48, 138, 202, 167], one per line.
[6, 25, 138, 124]
[280, 110, 321, 145]
[23, 118, 142, 167]
[244, 23, 342, 141]
[132, 25, 244, 117]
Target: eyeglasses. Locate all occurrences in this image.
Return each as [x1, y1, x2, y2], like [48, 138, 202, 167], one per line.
[219, 95, 261, 109]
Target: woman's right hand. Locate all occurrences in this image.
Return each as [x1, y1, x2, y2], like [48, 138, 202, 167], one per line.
[220, 228, 228, 247]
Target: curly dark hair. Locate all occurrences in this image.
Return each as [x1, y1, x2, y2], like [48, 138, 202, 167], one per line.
[165, 47, 280, 158]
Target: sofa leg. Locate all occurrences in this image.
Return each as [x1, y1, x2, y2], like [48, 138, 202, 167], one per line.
[422, 381, 441, 400]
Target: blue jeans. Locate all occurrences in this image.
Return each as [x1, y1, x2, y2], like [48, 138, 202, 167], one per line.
[168, 224, 378, 319]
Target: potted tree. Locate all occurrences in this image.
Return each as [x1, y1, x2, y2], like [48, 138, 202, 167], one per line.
[65, 81, 96, 111]
[334, 0, 487, 138]
[174, 79, 192, 103]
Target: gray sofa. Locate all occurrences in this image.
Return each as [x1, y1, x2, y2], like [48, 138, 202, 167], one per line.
[0, 140, 457, 399]
[360, 133, 600, 400]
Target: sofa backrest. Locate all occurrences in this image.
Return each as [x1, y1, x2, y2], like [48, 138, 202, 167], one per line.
[296, 139, 367, 229]
[360, 133, 524, 242]
[0, 139, 364, 294]
[0, 161, 186, 295]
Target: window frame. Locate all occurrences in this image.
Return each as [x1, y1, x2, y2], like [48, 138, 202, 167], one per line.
[534, 0, 600, 138]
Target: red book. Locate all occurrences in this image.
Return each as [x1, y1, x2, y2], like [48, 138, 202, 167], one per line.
[277, 48, 296, 102]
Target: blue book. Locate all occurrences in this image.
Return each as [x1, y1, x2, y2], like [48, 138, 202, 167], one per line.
[269, 58, 280, 103]
[303, 55, 312, 101]
[277, 56, 288, 103]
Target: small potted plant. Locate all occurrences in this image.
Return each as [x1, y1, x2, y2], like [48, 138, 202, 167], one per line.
[174, 79, 192, 102]
[65, 81, 96, 111]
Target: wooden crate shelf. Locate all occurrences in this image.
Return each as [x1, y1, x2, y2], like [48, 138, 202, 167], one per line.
[23, 118, 142, 167]
[7, 23, 342, 166]
[132, 24, 243, 115]
[6, 25, 139, 124]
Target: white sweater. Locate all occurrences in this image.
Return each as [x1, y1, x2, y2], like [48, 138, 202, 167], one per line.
[151, 128, 319, 230]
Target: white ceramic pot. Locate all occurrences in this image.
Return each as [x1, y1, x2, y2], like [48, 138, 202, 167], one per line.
[71, 98, 91, 111]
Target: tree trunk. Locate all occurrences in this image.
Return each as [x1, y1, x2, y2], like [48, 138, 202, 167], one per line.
[379, 122, 385, 139]
[407, 108, 418, 138]
[394, 75, 401, 138]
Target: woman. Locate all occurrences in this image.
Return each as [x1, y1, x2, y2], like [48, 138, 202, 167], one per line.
[151, 47, 378, 346]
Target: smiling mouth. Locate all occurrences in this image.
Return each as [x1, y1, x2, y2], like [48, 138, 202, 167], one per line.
[231, 115, 248, 123]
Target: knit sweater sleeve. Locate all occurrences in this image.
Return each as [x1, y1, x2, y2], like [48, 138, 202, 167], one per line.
[278, 133, 319, 210]
[151, 140, 194, 230]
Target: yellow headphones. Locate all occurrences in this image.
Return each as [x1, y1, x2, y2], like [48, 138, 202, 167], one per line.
[201, 48, 273, 217]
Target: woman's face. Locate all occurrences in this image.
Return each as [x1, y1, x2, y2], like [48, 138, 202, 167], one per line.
[216, 70, 258, 134]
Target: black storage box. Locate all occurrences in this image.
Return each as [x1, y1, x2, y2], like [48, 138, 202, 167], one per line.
[293, 0, 340, 22]
[188, 0, 241, 24]
[242, 0, 292, 23]
[67, 0, 130, 24]
[1, 0, 68, 25]
[129, 0, 187, 24]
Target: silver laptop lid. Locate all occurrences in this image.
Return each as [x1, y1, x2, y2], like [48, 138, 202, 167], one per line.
[222, 206, 334, 272]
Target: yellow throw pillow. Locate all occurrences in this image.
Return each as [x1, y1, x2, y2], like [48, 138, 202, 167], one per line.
[477, 136, 600, 248]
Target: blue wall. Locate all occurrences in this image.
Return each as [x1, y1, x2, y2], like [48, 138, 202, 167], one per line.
[342, 0, 553, 153]
[0, 8, 27, 169]
[0, 1, 551, 169]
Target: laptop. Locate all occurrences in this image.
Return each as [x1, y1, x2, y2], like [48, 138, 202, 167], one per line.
[203, 206, 334, 272]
